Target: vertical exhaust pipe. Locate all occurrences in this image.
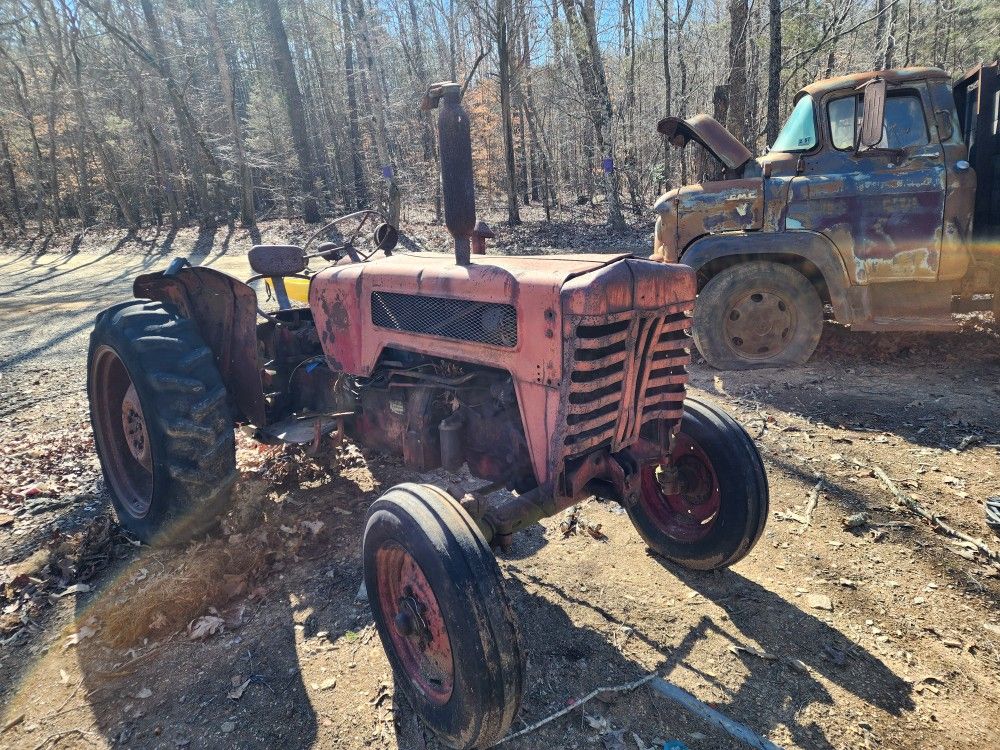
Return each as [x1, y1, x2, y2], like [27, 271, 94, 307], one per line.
[422, 82, 476, 265]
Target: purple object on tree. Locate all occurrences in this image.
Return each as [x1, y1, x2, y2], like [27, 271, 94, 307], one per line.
[382, 164, 394, 180]
[602, 157, 614, 174]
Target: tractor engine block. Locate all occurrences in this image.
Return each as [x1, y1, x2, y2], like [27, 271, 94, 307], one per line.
[351, 352, 533, 488]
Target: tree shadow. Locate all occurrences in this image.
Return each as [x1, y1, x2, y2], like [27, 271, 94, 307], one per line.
[72, 575, 320, 749]
[709, 321, 1000, 452]
[662, 563, 914, 746]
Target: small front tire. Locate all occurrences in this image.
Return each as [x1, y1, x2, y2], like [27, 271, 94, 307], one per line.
[627, 398, 768, 570]
[363, 483, 523, 750]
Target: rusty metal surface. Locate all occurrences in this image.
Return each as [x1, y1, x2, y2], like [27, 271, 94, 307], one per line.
[952, 62, 999, 247]
[134, 266, 266, 426]
[796, 66, 949, 102]
[310, 253, 694, 489]
[558, 259, 693, 463]
[784, 79, 947, 285]
[653, 67, 982, 326]
[658, 113, 752, 171]
[424, 81, 476, 264]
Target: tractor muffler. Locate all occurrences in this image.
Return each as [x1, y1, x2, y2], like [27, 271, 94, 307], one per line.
[422, 81, 476, 265]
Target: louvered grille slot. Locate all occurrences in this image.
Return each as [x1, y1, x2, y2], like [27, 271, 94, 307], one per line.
[563, 309, 691, 454]
[564, 320, 629, 451]
[371, 291, 518, 347]
[640, 312, 690, 423]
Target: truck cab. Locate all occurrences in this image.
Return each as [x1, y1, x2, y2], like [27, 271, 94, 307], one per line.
[655, 64, 999, 369]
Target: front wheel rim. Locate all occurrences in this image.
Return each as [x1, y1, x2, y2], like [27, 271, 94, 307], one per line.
[639, 433, 721, 543]
[723, 289, 797, 360]
[91, 345, 153, 518]
[375, 542, 455, 705]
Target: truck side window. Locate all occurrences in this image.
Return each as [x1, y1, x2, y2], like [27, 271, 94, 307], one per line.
[882, 95, 928, 149]
[827, 92, 929, 151]
[828, 96, 858, 150]
[771, 96, 817, 152]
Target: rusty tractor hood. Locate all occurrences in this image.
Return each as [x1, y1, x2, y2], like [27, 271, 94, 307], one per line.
[657, 114, 753, 172]
[309, 252, 695, 486]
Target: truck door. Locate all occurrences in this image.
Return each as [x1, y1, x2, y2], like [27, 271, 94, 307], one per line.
[786, 86, 946, 284]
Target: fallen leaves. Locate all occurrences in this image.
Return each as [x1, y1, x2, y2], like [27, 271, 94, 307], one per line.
[62, 620, 97, 651]
[188, 615, 226, 640]
[228, 678, 252, 700]
[559, 505, 609, 541]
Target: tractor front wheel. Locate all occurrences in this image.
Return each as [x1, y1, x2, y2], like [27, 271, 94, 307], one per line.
[627, 397, 768, 570]
[88, 300, 236, 543]
[363, 483, 523, 750]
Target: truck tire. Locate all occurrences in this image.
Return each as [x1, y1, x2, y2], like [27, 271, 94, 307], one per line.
[364, 483, 523, 749]
[87, 300, 236, 544]
[693, 261, 823, 369]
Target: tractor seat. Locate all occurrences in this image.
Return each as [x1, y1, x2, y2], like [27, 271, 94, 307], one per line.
[248, 244, 307, 278]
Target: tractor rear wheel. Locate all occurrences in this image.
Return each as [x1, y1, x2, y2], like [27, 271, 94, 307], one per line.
[87, 300, 236, 543]
[363, 483, 523, 750]
[693, 261, 823, 369]
[627, 397, 768, 570]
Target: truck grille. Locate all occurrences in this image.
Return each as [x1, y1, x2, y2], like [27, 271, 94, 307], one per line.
[371, 291, 518, 348]
[563, 310, 690, 455]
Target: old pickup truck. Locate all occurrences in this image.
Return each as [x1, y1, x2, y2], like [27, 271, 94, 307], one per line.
[654, 63, 999, 369]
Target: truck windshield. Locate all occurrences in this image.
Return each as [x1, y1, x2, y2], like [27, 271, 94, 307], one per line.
[771, 96, 817, 152]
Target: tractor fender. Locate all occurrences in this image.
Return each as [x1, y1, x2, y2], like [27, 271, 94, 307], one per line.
[133, 263, 267, 426]
[679, 230, 855, 324]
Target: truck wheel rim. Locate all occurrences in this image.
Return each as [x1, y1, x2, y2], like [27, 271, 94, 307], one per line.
[724, 290, 796, 360]
[639, 433, 721, 543]
[91, 345, 153, 518]
[375, 542, 455, 705]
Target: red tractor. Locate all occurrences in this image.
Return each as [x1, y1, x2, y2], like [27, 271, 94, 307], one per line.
[87, 82, 768, 748]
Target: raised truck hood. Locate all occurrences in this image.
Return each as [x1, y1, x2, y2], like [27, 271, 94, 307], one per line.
[657, 114, 752, 172]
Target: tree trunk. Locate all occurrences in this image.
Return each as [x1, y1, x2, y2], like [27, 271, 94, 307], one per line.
[256, 0, 321, 222]
[661, 0, 671, 189]
[338, 0, 369, 209]
[558, 0, 624, 229]
[497, 0, 521, 225]
[726, 0, 749, 145]
[138, 0, 217, 223]
[0, 124, 26, 232]
[204, 0, 254, 226]
[765, 0, 782, 147]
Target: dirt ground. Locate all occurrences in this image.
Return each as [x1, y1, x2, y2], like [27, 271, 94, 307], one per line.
[1, 214, 999, 750]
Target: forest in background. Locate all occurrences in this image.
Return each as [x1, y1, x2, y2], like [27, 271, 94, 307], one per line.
[0, 0, 998, 237]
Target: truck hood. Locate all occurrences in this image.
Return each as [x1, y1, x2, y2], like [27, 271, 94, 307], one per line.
[657, 114, 752, 172]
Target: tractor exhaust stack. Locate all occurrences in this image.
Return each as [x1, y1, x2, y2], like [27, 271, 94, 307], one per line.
[422, 81, 476, 265]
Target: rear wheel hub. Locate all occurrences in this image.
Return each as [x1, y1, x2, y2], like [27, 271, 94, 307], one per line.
[121, 384, 152, 470]
[90, 346, 153, 518]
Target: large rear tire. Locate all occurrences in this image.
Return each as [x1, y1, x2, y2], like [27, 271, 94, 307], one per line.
[87, 300, 236, 543]
[627, 397, 768, 570]
[363, 484, 523, 749]
[693, 261, 823, 369]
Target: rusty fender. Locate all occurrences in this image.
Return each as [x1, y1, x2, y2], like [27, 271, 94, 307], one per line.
[134, 264, 266, 426]
[680, 230, 855, 324]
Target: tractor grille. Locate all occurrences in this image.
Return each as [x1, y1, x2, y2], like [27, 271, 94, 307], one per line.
[371, 291, 518, 348]
[563, 310, 690, 455]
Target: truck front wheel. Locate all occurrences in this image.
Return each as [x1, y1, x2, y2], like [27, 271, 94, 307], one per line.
[693, 261, 823, 369]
